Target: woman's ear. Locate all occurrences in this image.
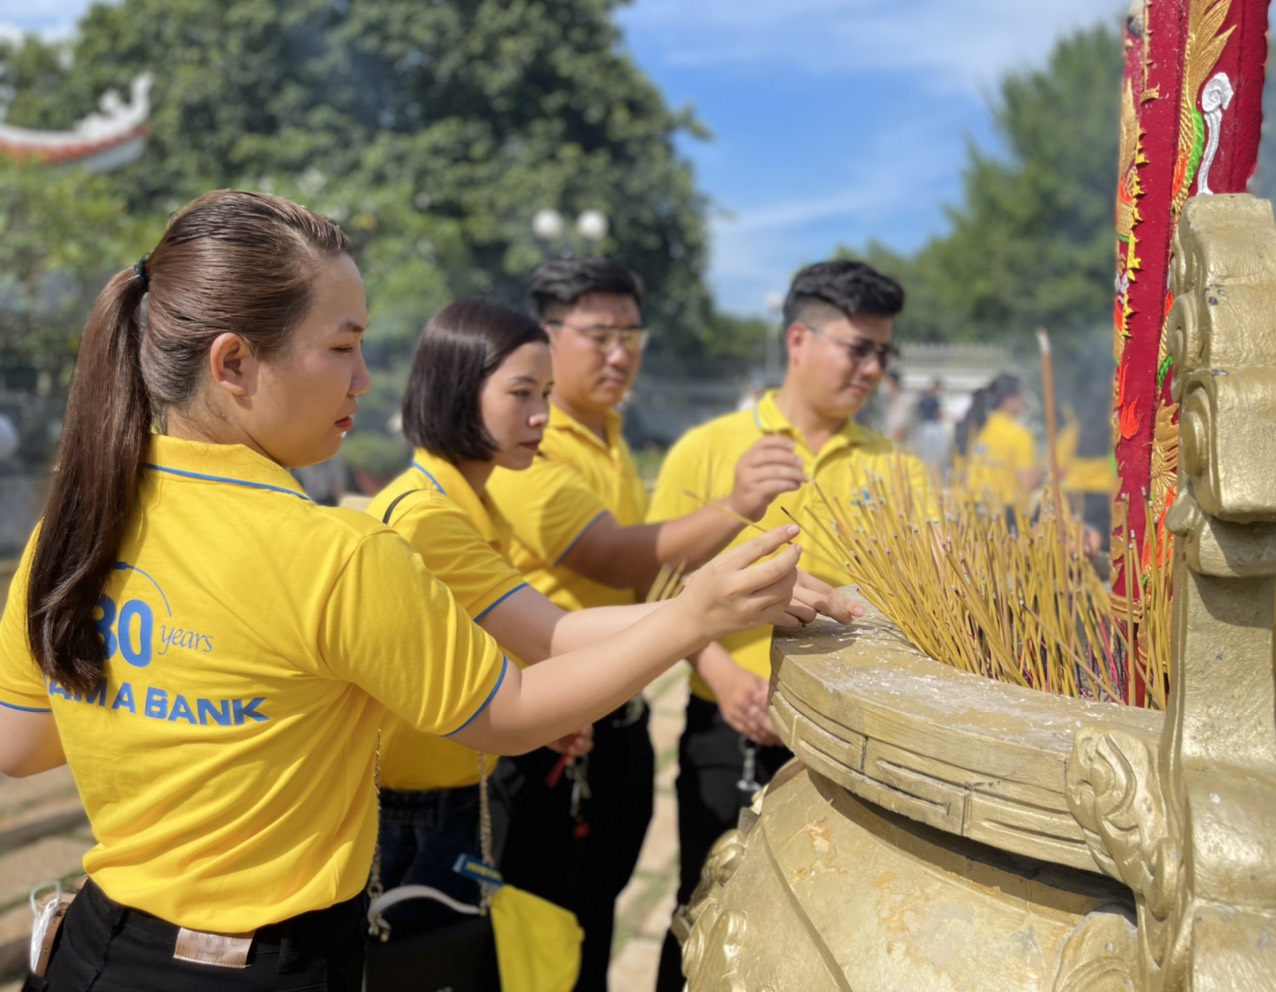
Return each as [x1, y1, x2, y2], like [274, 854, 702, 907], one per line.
[208, 332, 259, 398]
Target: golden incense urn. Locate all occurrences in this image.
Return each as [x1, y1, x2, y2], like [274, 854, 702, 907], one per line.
[680, 195, 1276, 992]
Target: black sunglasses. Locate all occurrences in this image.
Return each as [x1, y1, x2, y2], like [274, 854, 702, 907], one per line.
[804, 325, 900, 369]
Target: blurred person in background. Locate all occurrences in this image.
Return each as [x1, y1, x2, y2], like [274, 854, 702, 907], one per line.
[0, 412, 18, 462]
[878, 368, 912, 444]
[914, 377, 950, 480]
[954, 372, 1041, 510]
[1057, 380, 1117, 554]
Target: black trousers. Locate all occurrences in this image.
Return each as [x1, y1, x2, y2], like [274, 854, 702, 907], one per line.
[25, 878, 364, 992]
[654, 695, 791, 992]
[493, 698, 654, 992]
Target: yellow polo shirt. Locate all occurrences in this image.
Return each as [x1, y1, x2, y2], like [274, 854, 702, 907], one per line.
[649, 391, 929, 701]
[1057, 417, 1117, 497]
[968, 410, 1037, 508]
[487, 404, 648, 612]
[0, 436, 506, 931]
[368, 450, 529, 791]
[1063, 456, 1118, 496]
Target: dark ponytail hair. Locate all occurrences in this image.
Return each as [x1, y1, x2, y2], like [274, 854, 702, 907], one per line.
[955, 373, 1022, 455]
[27, 189, 352, 694]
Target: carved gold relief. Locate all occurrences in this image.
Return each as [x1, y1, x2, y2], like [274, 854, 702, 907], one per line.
[1066, 728, 1179, 978]
[1068, 194, 1276, 992]
[1171, 0, 1234, 214]
[677, 826, 748, 982]
[1052, 908, 1140, 992]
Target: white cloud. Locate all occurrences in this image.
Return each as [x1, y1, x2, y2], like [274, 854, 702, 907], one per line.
[621, 0, 1128, 94]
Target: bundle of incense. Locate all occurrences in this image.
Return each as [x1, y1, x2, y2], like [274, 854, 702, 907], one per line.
[681, 471, 1171, 708]
[646, 561, 687, 604]
[800, 454, 1166, 708]
[1112, 491, 1173, 708]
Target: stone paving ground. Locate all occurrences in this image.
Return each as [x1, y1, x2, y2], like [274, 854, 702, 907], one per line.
[0, 665, 691, 992]
[608, 666, 687, 990]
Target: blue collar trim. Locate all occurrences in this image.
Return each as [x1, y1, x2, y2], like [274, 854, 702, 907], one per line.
[145, 463, 312, 501]
[411, 461, 448, 496]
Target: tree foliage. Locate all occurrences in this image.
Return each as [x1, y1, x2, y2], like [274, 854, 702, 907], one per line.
[3, 0, 711, 348]
[0, 157, 161, 379]
[0, 0, 718, 467]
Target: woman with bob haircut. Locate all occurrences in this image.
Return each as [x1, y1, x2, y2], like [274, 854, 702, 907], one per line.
[369, 298, 859, 936]
[0, 190, 806, 992]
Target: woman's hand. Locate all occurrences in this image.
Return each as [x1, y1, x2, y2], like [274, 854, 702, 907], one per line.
[771, 569, 864, 628]
[546, 724, 594, 761]
[681, 525, 801, 642]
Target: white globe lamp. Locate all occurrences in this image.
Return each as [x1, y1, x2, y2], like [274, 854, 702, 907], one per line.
[576, 209, 609, 242]
[532, 208, 565, 241]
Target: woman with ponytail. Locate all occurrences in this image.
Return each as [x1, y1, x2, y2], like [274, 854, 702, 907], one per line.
[0, 190, 804, 991]
[955, 372, 1042, 509]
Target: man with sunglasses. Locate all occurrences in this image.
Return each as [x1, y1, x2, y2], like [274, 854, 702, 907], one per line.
[649, 259, 928, 992]
[486, 257, 844, 991]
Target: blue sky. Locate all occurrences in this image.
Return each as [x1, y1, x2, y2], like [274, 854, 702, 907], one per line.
[2, 0, 1128, 313]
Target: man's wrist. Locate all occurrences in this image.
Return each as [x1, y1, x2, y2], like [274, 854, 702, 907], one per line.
[722, 490, 757, 523]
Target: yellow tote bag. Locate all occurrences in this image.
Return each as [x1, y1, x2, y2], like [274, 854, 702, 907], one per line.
[489, 885, 582, 992]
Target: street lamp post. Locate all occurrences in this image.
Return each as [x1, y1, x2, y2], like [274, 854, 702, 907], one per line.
[764, 290, 784, 387]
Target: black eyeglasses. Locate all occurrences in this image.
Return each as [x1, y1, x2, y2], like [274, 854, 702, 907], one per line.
[804, 325, 900, 370]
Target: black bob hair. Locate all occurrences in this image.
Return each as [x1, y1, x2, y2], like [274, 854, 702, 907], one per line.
[401, 298, 549, 464]
[528, 257, 645, 320]
[782, 259, 905, 327]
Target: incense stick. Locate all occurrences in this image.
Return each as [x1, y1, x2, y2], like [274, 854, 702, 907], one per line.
[801, 461, 1163, 709]
[679, 489, 850, 576]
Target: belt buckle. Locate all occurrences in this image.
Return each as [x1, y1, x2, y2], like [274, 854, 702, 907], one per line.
[29, 881, 69, 978]
[173, 927, 255, 968]
[611, 696, 645, 729]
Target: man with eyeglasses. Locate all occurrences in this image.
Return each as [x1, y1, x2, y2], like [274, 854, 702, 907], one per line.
[485, 257, 851, 991]
[649, 259, 929, 992]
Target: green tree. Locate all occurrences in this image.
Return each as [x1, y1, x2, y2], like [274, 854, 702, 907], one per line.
[0, 156, 161, 466]
[0, 34, 70, 126]
[5, 0, 712, 359]
[1, 0, 725, 478]
[0, 157, 161, 380]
